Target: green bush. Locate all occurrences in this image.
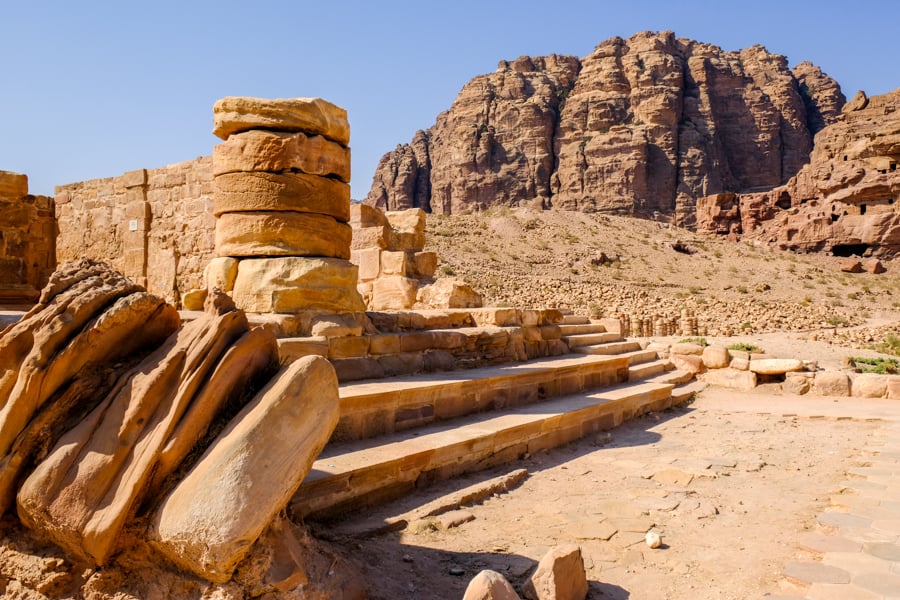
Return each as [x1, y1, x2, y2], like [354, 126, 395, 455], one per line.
[851, 356, 899, 374]
[727, 342, 763, 353]
[679, 337, 708, 346]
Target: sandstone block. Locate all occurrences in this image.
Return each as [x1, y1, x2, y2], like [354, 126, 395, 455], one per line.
[749, 358, 803, 375]
[671, 354, 704, 375]
[701, 346, 730, 369]
[888, 377, 900, 400]
[215, 212, 351, 259]
[181, 288, 208, 311]
[784, 372, 813, 395]
[700, 368, 757, 391]
[309, 312, 365, 337]
[350, 203, 391, 227]
[231, 257, 366, 313]
[213, 171, 350, 222]
[813, 371, 850, 396]
[0, 170, 27, 198]
[328, 335, 370, 359]
[213, 96, 350, 146]
[730, 357, 750, 371]
[371, 276, 419, 310]
[213, 129, 350, 182]
[839, 259, 863, 273]
[522, 545, 588, 600]
[277, 336, 328, 365]
[413, 251, 438, 279]
[863, 259, 887, 274]
[204, 257, 239, 292]
[350, 225, 390, 251]
[416, 278, 483, 309]
[851, 373, 889, 398]
[352, 247, 381, 281]
[380, 250, 410, 276]
[670, 342, 704, 356]
[464, 570, 522, 600]
[385, 208, 426, 251]
[151, 355, 339, 583]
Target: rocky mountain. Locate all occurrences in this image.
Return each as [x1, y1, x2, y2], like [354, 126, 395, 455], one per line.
[366, 31, 845, 226]
[697, 87, 900, 256]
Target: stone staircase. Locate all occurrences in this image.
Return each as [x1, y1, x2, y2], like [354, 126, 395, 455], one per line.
[287, 312, 703, 521]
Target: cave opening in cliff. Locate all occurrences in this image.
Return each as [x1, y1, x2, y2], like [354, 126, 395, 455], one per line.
[860, 204, 867, 215]
[832, 244, 871, 257]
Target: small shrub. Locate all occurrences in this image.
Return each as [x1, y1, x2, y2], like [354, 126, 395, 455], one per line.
[874, 334, 900, 357]
[851, 356, 899, 374]
[735, 285, 749, 294]
[728, 342, 764, 353]
[440, 265, 456, 276]
[679, 337, 708, 346]
[825, 315, 850, 327]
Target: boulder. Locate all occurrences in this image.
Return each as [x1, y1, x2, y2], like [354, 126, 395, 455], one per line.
[784, 372, 813, 395]
[522, 545, 588, 600]
[813, 371, 850, 396]
[839, 259, 864, 273]
[749, 358, 803, 375]
[151, 355, 340, 583]
[215, 211, 352, 259]
[671, 354, 704, 375]
[371, 276, 419, 310]
[230, 257, 366, 313]
[213, 129, 350, 182]
[863, 259, 886, 274]
[17, 292, 251, 565]
[212, 96, 350, 146]
[204, 257, 239, 292]
[464, 570, 522, 600]
[701, 346, 730, 369]
[851, 373, 889, 398]
[700, 368, 757, 391]
[670, 342, 705, 356]
[417, 278, 484, 309]
[213, 171, 350, 222]
[730, 357, 750, 371]
[888, 377, 900, 400]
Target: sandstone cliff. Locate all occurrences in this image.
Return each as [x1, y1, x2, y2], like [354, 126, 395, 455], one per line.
[366, 31, 844, 226]
[697, 87, 900, 256]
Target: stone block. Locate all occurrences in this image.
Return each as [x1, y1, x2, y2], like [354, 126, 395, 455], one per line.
[331, 357, 385, 382]
[328, 335, 371, 359]
[371, 276, 419, 310]
[887, 377, 900, 400]
[702, 346, 730, 369]
[0, 170, 28, 198]
[385, 208, 426, 251]
[213, 96, 350, 145]
[122, 169, 148, 188]
[417, 279, 483, 309]
[378, 352, 424, 377]
[204, 257, 239, 292]
[381, 250, 411, 276]
[671, 354, 704, 375]
[213, 171, 350, 222]
[231, 257, 366, 313]
[349, 203, 390, 227]
[851, 373, 889, 398]
[522, 545, 588, 600]
[670, 342, 704, 355]
[213, 129, 350, 182]
[700, 368, 757, 390]
[413, 251, 438, 279]
[352, 247, 381, 281]
[813, 371, 850, 397]
[215, 212, 351, 259]
[399, 331, 435, 353]
[749, 358, 803, 375]
[309, 312, 365, 337]
[730, 357, 750, 370]
[181, 288, 207, 311]
[784, 372, 813, 395]
[369, 334, 401, 355]
[463, 570, 520, 600]
[277, 337, 329, 364]
[351, 225, 390, 250]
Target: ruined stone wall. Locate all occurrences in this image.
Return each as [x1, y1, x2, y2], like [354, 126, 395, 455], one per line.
[55, 157, 215, 305]
[0, 171, 56, 302]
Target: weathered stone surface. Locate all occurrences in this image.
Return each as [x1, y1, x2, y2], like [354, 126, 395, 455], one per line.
[213, 129, 350, 182]
[231, 257, 366, 313]
[671, 354, 704, 375]
[0, 170, 28, 198]
[213, 96, 350, 146]
[839, 259, 864, 273]
[371, 276, 419, 311]
[385, 209, 427, 251]
[851, 373, 889, 398]
[813, 371, 850, 396]
[213, 171, 350, 222]
[701, 346, 730, 369]
[417, 278, 484, 309]
[204, 257, 239, 291]
[367, 32, 842, 225]
[151, 355, 339, 583]
[863, 259, 887, 274]
[464, 570, 522, 600]
[749, 358, 803, 375]
[671, 342, 704, 356]
[17, 292, 249, 565]
[522, 545, 588, 600]
[700, 368, 757, 390]
[784, 372, 813, 395]
[215, 211, 352, 259]
[888, 377, 900, 400]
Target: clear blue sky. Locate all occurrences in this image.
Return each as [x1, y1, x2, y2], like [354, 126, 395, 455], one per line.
[2, 0, 898, 197]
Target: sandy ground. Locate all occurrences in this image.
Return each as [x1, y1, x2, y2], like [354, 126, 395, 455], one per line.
[321, 337, 900, 600]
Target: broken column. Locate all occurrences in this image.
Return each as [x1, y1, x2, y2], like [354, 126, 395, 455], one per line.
[208, 97, 365, 314]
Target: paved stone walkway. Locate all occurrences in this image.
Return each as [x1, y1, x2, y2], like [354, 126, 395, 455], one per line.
[751, 397, 900, 599]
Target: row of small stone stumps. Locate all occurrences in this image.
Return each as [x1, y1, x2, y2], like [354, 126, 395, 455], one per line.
[204, 97, 365, 314]
[607, 308, 706, 338]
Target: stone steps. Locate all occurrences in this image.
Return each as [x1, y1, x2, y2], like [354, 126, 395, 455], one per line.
[560, 314, 591, 325]
[332, 354, 631, 442]
[628, 358, 673, 382]
[292, 380, 677, 520]
[619, 348, 660, 365]
[558, 322, 608, 336]
[671, 380, 708, 403]
[648, 368, 694, 386]
[562, 331, 623, 347]
[572, 340, 643, 356]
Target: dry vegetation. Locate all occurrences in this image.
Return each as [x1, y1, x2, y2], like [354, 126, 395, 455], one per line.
[425, 208, 900, 349]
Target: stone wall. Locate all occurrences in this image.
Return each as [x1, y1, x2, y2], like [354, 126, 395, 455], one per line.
[55, 157, 215, 305]
[0, 171, 56, 303]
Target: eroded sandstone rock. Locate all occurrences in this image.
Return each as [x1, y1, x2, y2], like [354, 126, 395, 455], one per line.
[213, 96, 350, 145]
[213, 171, 350, 221]
[151, 355, 339, 583]
[522, 544, 588, 600]
[213, 129, 350, 182]
[215, 211, 352, 259]
[464, 569, 522, 600]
